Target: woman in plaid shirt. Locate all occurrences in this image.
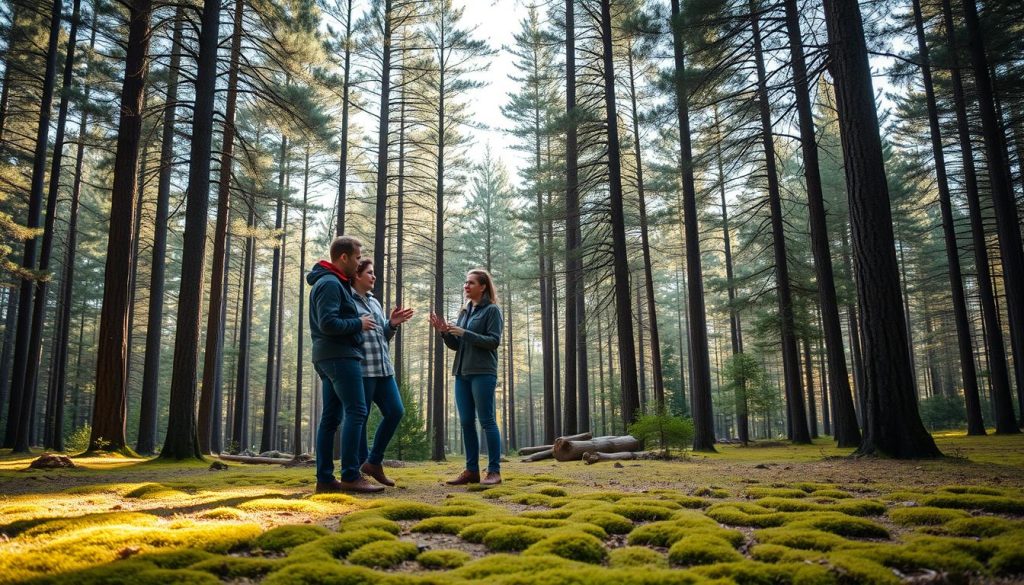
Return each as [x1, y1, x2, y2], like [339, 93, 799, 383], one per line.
[351, 259, 414, 486]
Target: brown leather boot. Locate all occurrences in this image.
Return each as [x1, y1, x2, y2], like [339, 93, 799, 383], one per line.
[360, 462, 395, 487]
[314, 478, 346, 494]
[481, 471, 502, 486]
[445, 470, 480, 485]
[337, 476, 386, 493]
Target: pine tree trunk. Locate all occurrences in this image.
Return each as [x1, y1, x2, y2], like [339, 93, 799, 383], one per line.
[394, 71, 406, 385]
[803, 337, 818, 438]
[261, 136, 287, 452]
[198, 0, 244, 453]
[431, 35, 447, 461]
[137, 7, 183, 455]
[87, 0, 150, 454]
[670, 0, 714, 451]
[600, 0, 640, 429]
[822, 0, 940, 457]
[232, 202, 258, 452]
[783, 0, 859, 447]
[336, 0, 354, 235]
[628, 43, 665, 412]
[7, 0, 62, 452]
[295, 147, 310, 457]
[507, 293, 516, 449]
[910, 0, 984, 434]
[372, 0, 393, 298]
[161, 0, 220, 460]
[960, 0, 1024, 432]
[750, 0, 809, 444]
[563, 0, 582, 436]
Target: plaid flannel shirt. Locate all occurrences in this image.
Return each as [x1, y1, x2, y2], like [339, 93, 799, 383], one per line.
[353, 291, 396, 377]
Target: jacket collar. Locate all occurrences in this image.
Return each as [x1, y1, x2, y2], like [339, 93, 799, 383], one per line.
[317, 259, 350, 283]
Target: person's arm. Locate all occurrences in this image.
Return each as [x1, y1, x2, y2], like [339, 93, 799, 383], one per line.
[440, 330, 461, 350]
[314, 282, 363, 336]
[460, 306, 502, 350]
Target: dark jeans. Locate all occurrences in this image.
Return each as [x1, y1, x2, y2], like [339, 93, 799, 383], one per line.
[314, 358, 366, 482]
[455, 374, 501, 474]
[359, 375, 405, 466]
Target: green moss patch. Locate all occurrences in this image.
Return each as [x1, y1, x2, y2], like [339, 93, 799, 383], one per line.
[668, 536, 743, 566]
[745, 486, 808, 499]
[938, 516, 1018, 537]
[524, 531, 608, 564]
[567, 511, 633, 534]
[888, 506, 969, 526]
[922, 493, 1024, 514]
[611, 503, 675, 522]
[482, 525, 547, 552]
[785, 512, 890, 539]
[705, 503, 786, 528]
[416, 549, 471, 570]
[347, 539, 419, 568]
[608, 546, 668, 568]
[410, 515, 477, 535]
[291, 529, 395, 559]
[191, 556, 279, 579]
[253, 525, 330, 551]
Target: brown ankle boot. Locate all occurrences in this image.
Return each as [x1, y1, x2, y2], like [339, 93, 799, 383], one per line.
[445, 470, 480, 485]
[314, 478, 345, 494]
[337, 476, 385, 493]
[481, 471, 502, 485]
[360, 462, 395, 487]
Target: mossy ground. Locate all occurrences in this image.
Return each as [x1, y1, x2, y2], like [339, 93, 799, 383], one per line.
[1, 433, 1023, 583]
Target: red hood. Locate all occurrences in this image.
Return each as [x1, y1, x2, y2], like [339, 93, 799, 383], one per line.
[317, 259, 350, 282]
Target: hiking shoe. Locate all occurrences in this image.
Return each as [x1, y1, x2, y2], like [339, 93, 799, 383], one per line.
[445, 470, 481, 485]
[338, 476, 386, 493]
[481, 471, 502, 485]
[360, 462, 395, 487]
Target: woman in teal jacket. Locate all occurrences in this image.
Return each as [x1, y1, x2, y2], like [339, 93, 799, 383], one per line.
[429, 269, 504, 485]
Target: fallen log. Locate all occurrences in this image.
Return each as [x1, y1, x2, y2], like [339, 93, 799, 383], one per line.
[521, 448, 554, 462]
[217, 453, 294, 465]
[582, 450, 661, 465]
[518, 445, 553, 456]
[553, 435, 641, 462]
[517, 432, 592, 455]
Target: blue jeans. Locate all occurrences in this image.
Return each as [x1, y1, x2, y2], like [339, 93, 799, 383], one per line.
[359, 376, 405, 465]
[455, 374, 501, 474]
[315, 358, 366, 482]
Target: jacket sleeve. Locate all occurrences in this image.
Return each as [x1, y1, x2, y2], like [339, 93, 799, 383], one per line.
[441, 332, 461, 350]
[315, 282, 363, 336]
[461, 306, 502, 350]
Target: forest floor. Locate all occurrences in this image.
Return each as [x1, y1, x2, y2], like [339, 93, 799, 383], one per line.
[1, 432, 1023, 584]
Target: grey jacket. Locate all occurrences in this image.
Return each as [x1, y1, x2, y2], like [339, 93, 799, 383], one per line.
[442, 297, 503, 376]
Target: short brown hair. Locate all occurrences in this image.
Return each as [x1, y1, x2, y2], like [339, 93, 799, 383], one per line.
[357, 259, 373, 275]
[330, 235, 362, 261]
[468, 269, 499, 305]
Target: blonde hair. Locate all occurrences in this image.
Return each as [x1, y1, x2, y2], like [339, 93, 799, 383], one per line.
[468, 269, 499, 306]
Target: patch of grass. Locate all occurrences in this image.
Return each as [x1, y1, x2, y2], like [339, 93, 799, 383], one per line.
[123, 483, 188, 500]
[410, 515, 477, 535]
[829, 499, 887, 517]
[921, 493, 1024, 514]
[937, 516, 1018, 537]
[482, 525, 547, 552]
[261, 562, 397, 585]
[749, 543, 821, 564]
[608, 546, 668, 569]
[290, 529, 395, 559]
[756, 526, 863, 552]
[337, 515, 402, 535]
[346, 539, 419, 568]
[253, 525, 330, 551]
[197, 507, 243, 521]
[785, 512, 890, 539]
[888, 506, 969, 526]
[17, 512, 160, 538]
[692, 486, 729, 499]
[705, 503, 786, 528]
[191, 556, 279, 579]
[667, 536, 743, 566]
[236, 498, 327, 514]
[524, 531, 608, 564]
[610, 503, 675, 522]
[417, 549, 471, 570]
[745, 486, 807, 499]
[567, 511, 633, 534]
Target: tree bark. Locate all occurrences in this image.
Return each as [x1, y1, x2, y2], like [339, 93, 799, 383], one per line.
[670, 0, 714, 451]
[294, 146, 310, 457]
[137, 7, 184, 455]
[336, 0, 354, 235]
[960, 0, 1024, 432]
[7, 0, 62, 452]
[261, 135, 287, 452]
[910, 0, 984, 434]
[823, 0, 940, 457]
[198, 0, 244, 454]
[600, 0, 640, 429]
[87, 0, 150, 454]
[161, 0, 220, 460]
[372, 0, 393, 298]
[782, 0, 859, 447]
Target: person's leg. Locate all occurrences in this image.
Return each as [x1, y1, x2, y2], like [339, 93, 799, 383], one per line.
[358, 376, 378, 465]
[367, 376, 405, 465]
[315, 365, 342, 483]
[454, 375, 480, 472]
[328, 358, 367, 482]
[472, 374, 502, 474]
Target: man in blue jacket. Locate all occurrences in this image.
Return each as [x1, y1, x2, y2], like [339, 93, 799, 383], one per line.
[307, 235, 383, 493]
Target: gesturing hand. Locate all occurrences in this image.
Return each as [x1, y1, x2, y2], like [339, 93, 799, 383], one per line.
[361, 315, 376, 331]
[429, 313, 450, 333]
[447, 325, 465, 337]
[389, 306, 415, 327]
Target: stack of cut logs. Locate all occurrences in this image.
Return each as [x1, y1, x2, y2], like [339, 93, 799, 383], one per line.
[518, 432, 656, 464]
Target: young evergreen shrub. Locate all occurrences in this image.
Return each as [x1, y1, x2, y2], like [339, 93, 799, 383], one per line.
[627, 408, 694, 455]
